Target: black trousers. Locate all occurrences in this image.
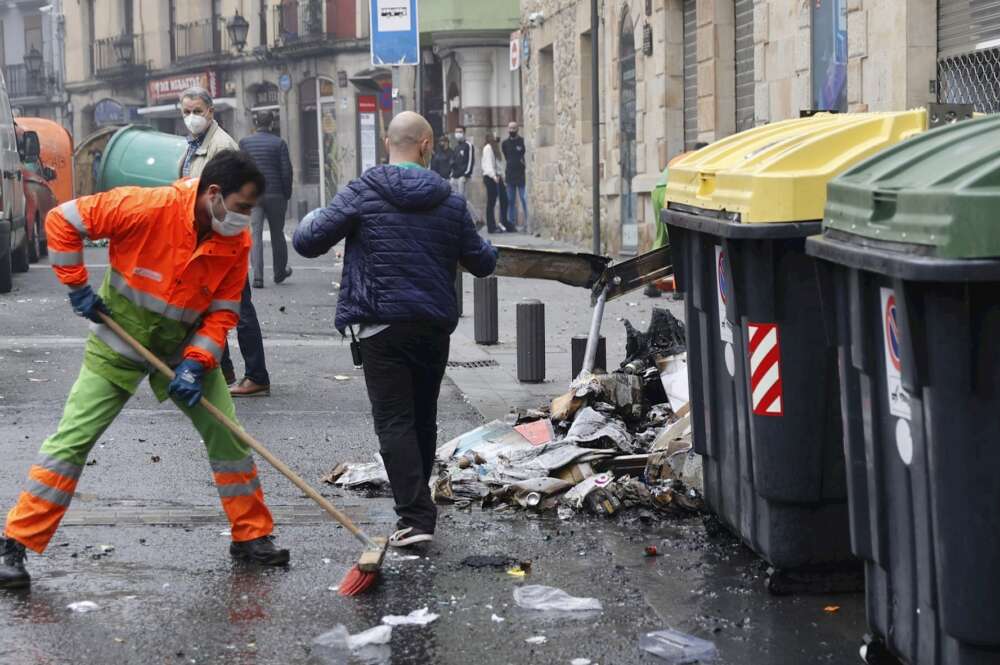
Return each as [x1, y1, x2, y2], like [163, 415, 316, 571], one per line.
[220, 279, 270, 385]
[483, 176, 500, 233]
[360, 323, 450, 533]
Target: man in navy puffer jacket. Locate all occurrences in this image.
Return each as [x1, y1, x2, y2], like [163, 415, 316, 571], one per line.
[293, 112, 497, 548]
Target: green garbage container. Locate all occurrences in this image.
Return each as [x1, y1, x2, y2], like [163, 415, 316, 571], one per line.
[807, 114, 1000, 665]
[95, 125, 187, 191]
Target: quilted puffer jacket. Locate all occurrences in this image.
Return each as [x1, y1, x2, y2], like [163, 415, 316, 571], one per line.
[293, 164, 498, 333]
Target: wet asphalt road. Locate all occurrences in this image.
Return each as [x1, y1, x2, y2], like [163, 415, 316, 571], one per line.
[0, 245, 865, 665]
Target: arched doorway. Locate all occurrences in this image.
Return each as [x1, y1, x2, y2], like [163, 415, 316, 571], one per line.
[619, 11, 638, 254]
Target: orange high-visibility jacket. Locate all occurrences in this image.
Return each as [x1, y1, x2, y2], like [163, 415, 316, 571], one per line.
[45, 178, 249, 371]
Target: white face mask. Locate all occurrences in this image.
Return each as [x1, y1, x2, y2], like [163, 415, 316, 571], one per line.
[454, 132, 464, 141]
[209, 193, 251, 236]
[184, 114, 210, 136]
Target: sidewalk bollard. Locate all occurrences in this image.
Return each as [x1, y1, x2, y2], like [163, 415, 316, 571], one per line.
[455, 271, 464, 318]
[571, 335, 606, 378]
[473, 276, 498, 345]
[517, 299, 545, 383]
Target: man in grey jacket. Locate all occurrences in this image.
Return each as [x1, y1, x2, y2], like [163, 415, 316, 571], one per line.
[178, 87, 238, 178]
[239, 111, 294, 287]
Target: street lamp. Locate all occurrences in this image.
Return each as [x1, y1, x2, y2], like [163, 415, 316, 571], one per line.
[113, 32, 134, 65]
[227, 11, 250, 53]
[23, 47, 43, 77]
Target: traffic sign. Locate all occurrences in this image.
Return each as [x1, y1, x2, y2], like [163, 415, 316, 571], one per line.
[370, 0, 420, 66]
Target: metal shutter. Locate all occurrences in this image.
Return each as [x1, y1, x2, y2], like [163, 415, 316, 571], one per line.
[734, 0, 754, 132]
[939, 0, 972, 58]
[972, 0, 1000, 46]
[683, 0, 697, 149]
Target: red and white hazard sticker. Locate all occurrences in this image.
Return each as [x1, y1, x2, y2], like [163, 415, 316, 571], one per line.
[748, 322, 783, 416]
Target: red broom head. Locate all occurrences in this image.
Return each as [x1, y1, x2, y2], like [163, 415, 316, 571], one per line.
[338, 566, 378, 597]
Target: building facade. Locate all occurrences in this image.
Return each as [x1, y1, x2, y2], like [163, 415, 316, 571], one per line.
[518, 0, 999, 255]
[2, 0, 68, 123]
[60, 0, 518, 216]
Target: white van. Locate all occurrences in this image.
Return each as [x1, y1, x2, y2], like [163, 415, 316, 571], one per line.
[0, 70, 27, 294]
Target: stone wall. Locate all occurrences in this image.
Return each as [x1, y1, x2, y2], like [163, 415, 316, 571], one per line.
[520, 0, 940, 255]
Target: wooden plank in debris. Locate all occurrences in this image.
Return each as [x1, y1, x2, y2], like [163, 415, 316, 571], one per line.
[463, 245, 611, 289]
[652, 411, 692, 452]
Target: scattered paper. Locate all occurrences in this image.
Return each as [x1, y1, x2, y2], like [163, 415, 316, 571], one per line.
[67, 601, 100, 613]
[513, 585, 603, 612]
[347, 624, 392, 649]
[381, 607, 439, 626]
[525, 636, 548, 645]
[491, 614, 505, 623]
[334, 375, 351, 381]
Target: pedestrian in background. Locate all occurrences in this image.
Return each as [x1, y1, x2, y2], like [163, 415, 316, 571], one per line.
[178, 87, 238, 178]
[430, 135, 454, 180]
[481, 133, 505, 234]
[293, 112, 497, 549]
[239, 111, 294, 288]
[450, 125, 474, 195]
[502, 121, 528, 231]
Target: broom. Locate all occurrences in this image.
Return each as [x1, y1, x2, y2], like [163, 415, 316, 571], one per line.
[97, 311, 387, 596]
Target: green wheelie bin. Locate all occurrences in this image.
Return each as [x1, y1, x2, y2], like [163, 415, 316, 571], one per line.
[807, 114, 1000, 665]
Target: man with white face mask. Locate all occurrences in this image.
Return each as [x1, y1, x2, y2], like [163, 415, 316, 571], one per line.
[0, 151, 292, 590]
[178, 87, 239, 178]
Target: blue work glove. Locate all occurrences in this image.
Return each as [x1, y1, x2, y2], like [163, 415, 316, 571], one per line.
[68, 285, 111, 323]
[168, 359, 206, 408]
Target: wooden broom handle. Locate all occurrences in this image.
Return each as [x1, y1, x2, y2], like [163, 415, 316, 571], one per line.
[97, 311, 377, 549]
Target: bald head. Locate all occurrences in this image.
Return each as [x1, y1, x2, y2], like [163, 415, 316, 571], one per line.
[386, 111, 434, 166]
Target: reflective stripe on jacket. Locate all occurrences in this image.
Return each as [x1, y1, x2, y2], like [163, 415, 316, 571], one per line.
[45, 179, 249, 386]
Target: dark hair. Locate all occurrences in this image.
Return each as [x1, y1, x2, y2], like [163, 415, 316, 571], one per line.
[197, 150, 266, 197]
[456, 125, 466, 132]
[255, 110, 274, 129]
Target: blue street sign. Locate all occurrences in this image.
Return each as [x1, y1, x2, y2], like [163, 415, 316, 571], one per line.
[370, 0, 420, 66]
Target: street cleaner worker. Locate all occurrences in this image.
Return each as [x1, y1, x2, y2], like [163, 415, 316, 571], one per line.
[293, 111, 498, 548]
[0, 150, 290, 589]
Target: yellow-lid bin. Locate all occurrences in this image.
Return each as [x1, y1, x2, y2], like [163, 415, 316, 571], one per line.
[664, 111, 927, 224]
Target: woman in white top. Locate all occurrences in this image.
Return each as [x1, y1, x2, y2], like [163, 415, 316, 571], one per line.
[481, 133, 507, 234]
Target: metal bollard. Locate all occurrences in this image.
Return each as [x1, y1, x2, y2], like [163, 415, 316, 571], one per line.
[473, 276, 499, 345]
[571, 335, 606, 378]
[516, 299, 546, 383]
[455, 270, 464, 318]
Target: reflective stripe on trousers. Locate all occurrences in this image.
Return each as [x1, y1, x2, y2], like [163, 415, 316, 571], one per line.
[4, 365, 274, 553]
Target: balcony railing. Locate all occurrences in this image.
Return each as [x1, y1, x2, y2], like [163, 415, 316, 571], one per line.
[174, 17, 233, 61]
[93, 33, 146, 78]
[5, 63, 53, 99]
[272, 0, 355, 47]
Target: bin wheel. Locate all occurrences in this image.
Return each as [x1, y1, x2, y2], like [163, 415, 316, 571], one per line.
[859, 635, 902, 665]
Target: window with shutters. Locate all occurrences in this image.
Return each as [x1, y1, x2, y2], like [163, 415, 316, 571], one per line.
[682, 0, 697, 149]
[937, 0, 1000, 112]
[734, 0, 754, 131]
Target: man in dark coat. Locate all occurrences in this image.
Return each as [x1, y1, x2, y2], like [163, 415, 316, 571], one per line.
[449, 125, 475, 195]
[293, 112, 497, 548]
[501, 121, 528, 231]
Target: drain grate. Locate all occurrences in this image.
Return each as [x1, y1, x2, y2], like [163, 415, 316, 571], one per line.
[447, 359, 500, 369]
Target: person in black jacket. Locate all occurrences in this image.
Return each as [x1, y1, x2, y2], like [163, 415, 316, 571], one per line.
[501, 121, 528, 231]
[239, 111, 294, 287]
[430, 135, 454, 179]
[449, 125, 474, 195]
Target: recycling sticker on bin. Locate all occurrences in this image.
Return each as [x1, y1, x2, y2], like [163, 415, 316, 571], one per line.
[880, 288, 911, 421]
[715, 246, 736, 377]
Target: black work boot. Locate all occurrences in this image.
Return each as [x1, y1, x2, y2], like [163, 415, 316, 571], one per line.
[230, 536, 290, 566]
[0, 537, 30, 589]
